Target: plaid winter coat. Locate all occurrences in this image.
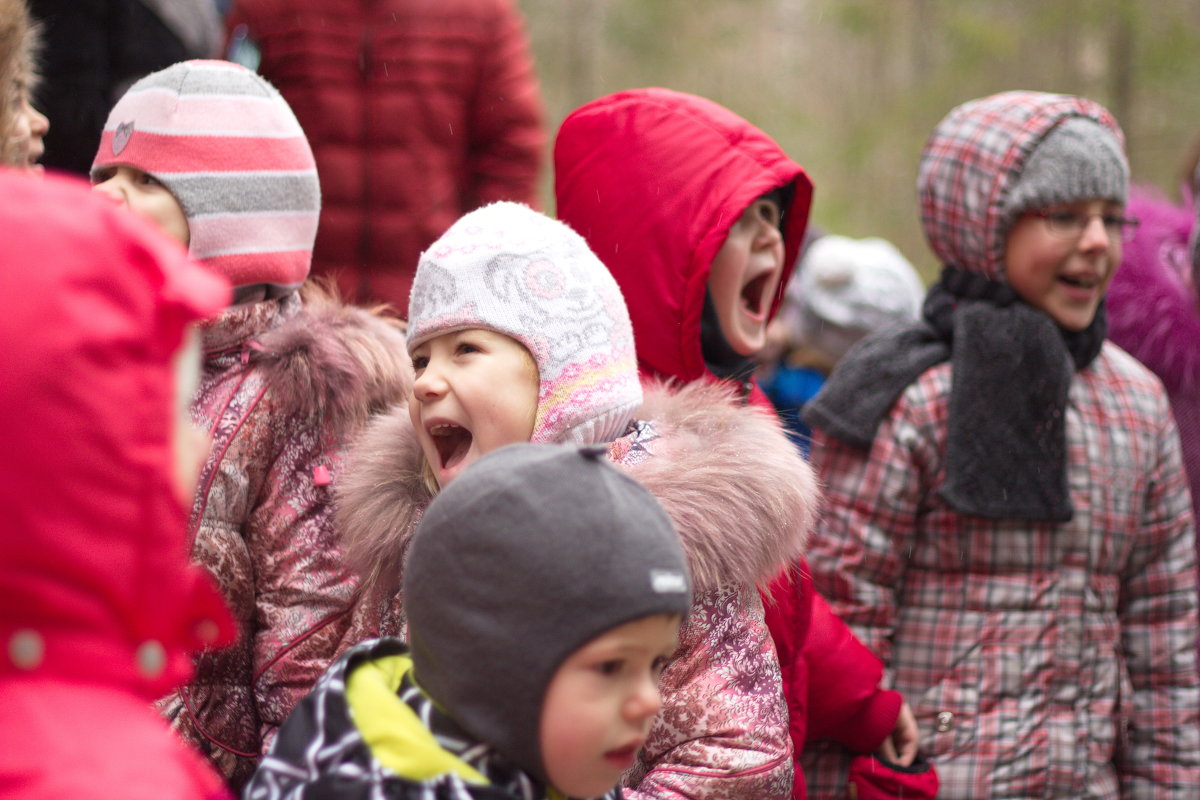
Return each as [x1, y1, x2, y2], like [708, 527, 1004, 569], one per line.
[803, 92, 1200, 799]
[160, 284, 410, 791]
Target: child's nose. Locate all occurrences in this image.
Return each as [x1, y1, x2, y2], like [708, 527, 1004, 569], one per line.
[411, 366, 447, 400]
[29, 106, 49, 137]
[91, 180, 125, 207]
[1078, 214, 1111, 251]
[625, 676, 662, 724]
[754, 218, 783, 250]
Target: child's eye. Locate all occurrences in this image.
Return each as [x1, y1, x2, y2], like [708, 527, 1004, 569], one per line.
[455, 341, 481, 356]
[411, 355, 428, 372]
[138, 172, 164, 187]
[91, 167, 114, 185]
[757, 202, 781, 227]
[651, 656, 671, 679]
[595, 659, 623, 676]
[1046, 211, 1080, 225]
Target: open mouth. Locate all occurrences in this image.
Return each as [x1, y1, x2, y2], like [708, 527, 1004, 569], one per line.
[429, 423, 472, 470]
[1059, 274, 1099, 289]
[740, 272, 772, 317]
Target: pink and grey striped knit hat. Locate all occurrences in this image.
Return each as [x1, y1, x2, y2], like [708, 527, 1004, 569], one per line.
[92, 60, 319, 296]
[407, 202, 643, 446]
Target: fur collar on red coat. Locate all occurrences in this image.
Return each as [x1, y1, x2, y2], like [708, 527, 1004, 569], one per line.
[338, 378, 817, 597]
[242, 282, 412, 439]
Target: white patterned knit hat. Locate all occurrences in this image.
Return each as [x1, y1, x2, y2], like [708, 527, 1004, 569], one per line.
[91, 60, 320, 295]
[793, 235, 925, 362]
[407, 202, 643, 445]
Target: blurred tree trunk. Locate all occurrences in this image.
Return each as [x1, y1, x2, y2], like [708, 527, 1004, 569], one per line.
[1109, 0, 1135, 153]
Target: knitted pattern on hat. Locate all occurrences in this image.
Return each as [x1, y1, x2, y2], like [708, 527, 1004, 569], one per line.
[1002, 116, 1128, 226]
[91, 59, 320, 292]
[793, 234, 925, 362]
[407, 201, 643, 445]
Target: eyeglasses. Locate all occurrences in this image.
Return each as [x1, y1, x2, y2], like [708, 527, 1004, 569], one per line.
[1029, 209, 1140, 243]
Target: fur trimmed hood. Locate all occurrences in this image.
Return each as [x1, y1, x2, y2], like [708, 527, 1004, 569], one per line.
[253, 283, 411, 438]
[620, 379, 817, 590]
[338, 378, 817, 596]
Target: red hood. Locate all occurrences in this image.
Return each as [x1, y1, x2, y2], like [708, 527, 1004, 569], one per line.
[0, 171, 234, 698]
[554, 88, 812, 384]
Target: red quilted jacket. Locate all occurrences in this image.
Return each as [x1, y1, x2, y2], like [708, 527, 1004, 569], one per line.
[225, 0, 546, 316]
[554, 88, 902, 800]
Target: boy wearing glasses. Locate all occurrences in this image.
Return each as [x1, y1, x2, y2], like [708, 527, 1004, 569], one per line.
[800, 91, 1200, 798]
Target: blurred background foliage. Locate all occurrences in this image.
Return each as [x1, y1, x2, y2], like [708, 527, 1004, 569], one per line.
[518, 0, 1200, 281]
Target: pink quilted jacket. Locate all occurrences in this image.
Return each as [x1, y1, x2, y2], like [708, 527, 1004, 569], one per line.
[338, 380, 817, 800]
[160, 284, 410, 790]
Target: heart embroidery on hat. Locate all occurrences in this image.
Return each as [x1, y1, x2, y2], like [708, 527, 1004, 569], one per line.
[112, 122, 134, 156]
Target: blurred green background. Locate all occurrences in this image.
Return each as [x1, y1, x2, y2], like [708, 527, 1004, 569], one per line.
[518, 0, 1200, 282]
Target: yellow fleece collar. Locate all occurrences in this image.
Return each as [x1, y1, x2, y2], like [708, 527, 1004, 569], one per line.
[345, 653, 488, 785]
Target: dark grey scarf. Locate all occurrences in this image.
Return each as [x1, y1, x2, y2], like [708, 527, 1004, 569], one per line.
[802, 266, 1107, 522]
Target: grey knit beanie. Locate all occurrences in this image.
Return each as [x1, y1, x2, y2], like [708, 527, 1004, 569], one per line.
[1003, 116, 1128, 230]
[404, 442, 692, 784]
[407, 202, 643, 446]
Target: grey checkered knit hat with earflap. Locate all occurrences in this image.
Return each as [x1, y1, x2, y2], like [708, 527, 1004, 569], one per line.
[405, 442, 692, 786]
[406, 202, 643, 445]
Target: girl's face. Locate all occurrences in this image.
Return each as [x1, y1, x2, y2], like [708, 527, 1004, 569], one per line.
[7, 80, 48, 172]
[539, 614, 680, 799]
[1003, 199, 1124, 331]
[91, 165, 190, 248]
[708, 197, 785, 356]
[409, 329, 539, 488]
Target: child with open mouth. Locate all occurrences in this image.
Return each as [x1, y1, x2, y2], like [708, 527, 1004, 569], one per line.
[335, 199, 821, 799]
[554, 88, 926, 800]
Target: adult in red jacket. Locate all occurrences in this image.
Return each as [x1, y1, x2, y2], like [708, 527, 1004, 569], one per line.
[0, 171, 236, 800]
[225, 0, 546, 317]
[555, 88, 920, 799]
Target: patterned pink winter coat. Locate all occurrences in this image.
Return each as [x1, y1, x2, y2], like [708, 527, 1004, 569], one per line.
[338, 379, 817, 800]
[160, 284, 410, 790]
[804, 92, 1200, 799]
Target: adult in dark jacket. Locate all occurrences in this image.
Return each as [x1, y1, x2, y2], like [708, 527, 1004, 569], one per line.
[224, 0, 546, 317]
[27, 0, 221, 174]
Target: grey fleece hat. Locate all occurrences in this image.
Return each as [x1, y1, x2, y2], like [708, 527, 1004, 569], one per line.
[1003, 116, 1129, 228]
[404, 442, 692, 784]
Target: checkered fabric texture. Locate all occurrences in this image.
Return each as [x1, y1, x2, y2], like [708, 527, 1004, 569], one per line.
[916, 91, 1124, 282]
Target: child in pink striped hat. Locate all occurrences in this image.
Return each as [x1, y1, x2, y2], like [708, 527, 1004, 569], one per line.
[89, 59, 412, 792]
